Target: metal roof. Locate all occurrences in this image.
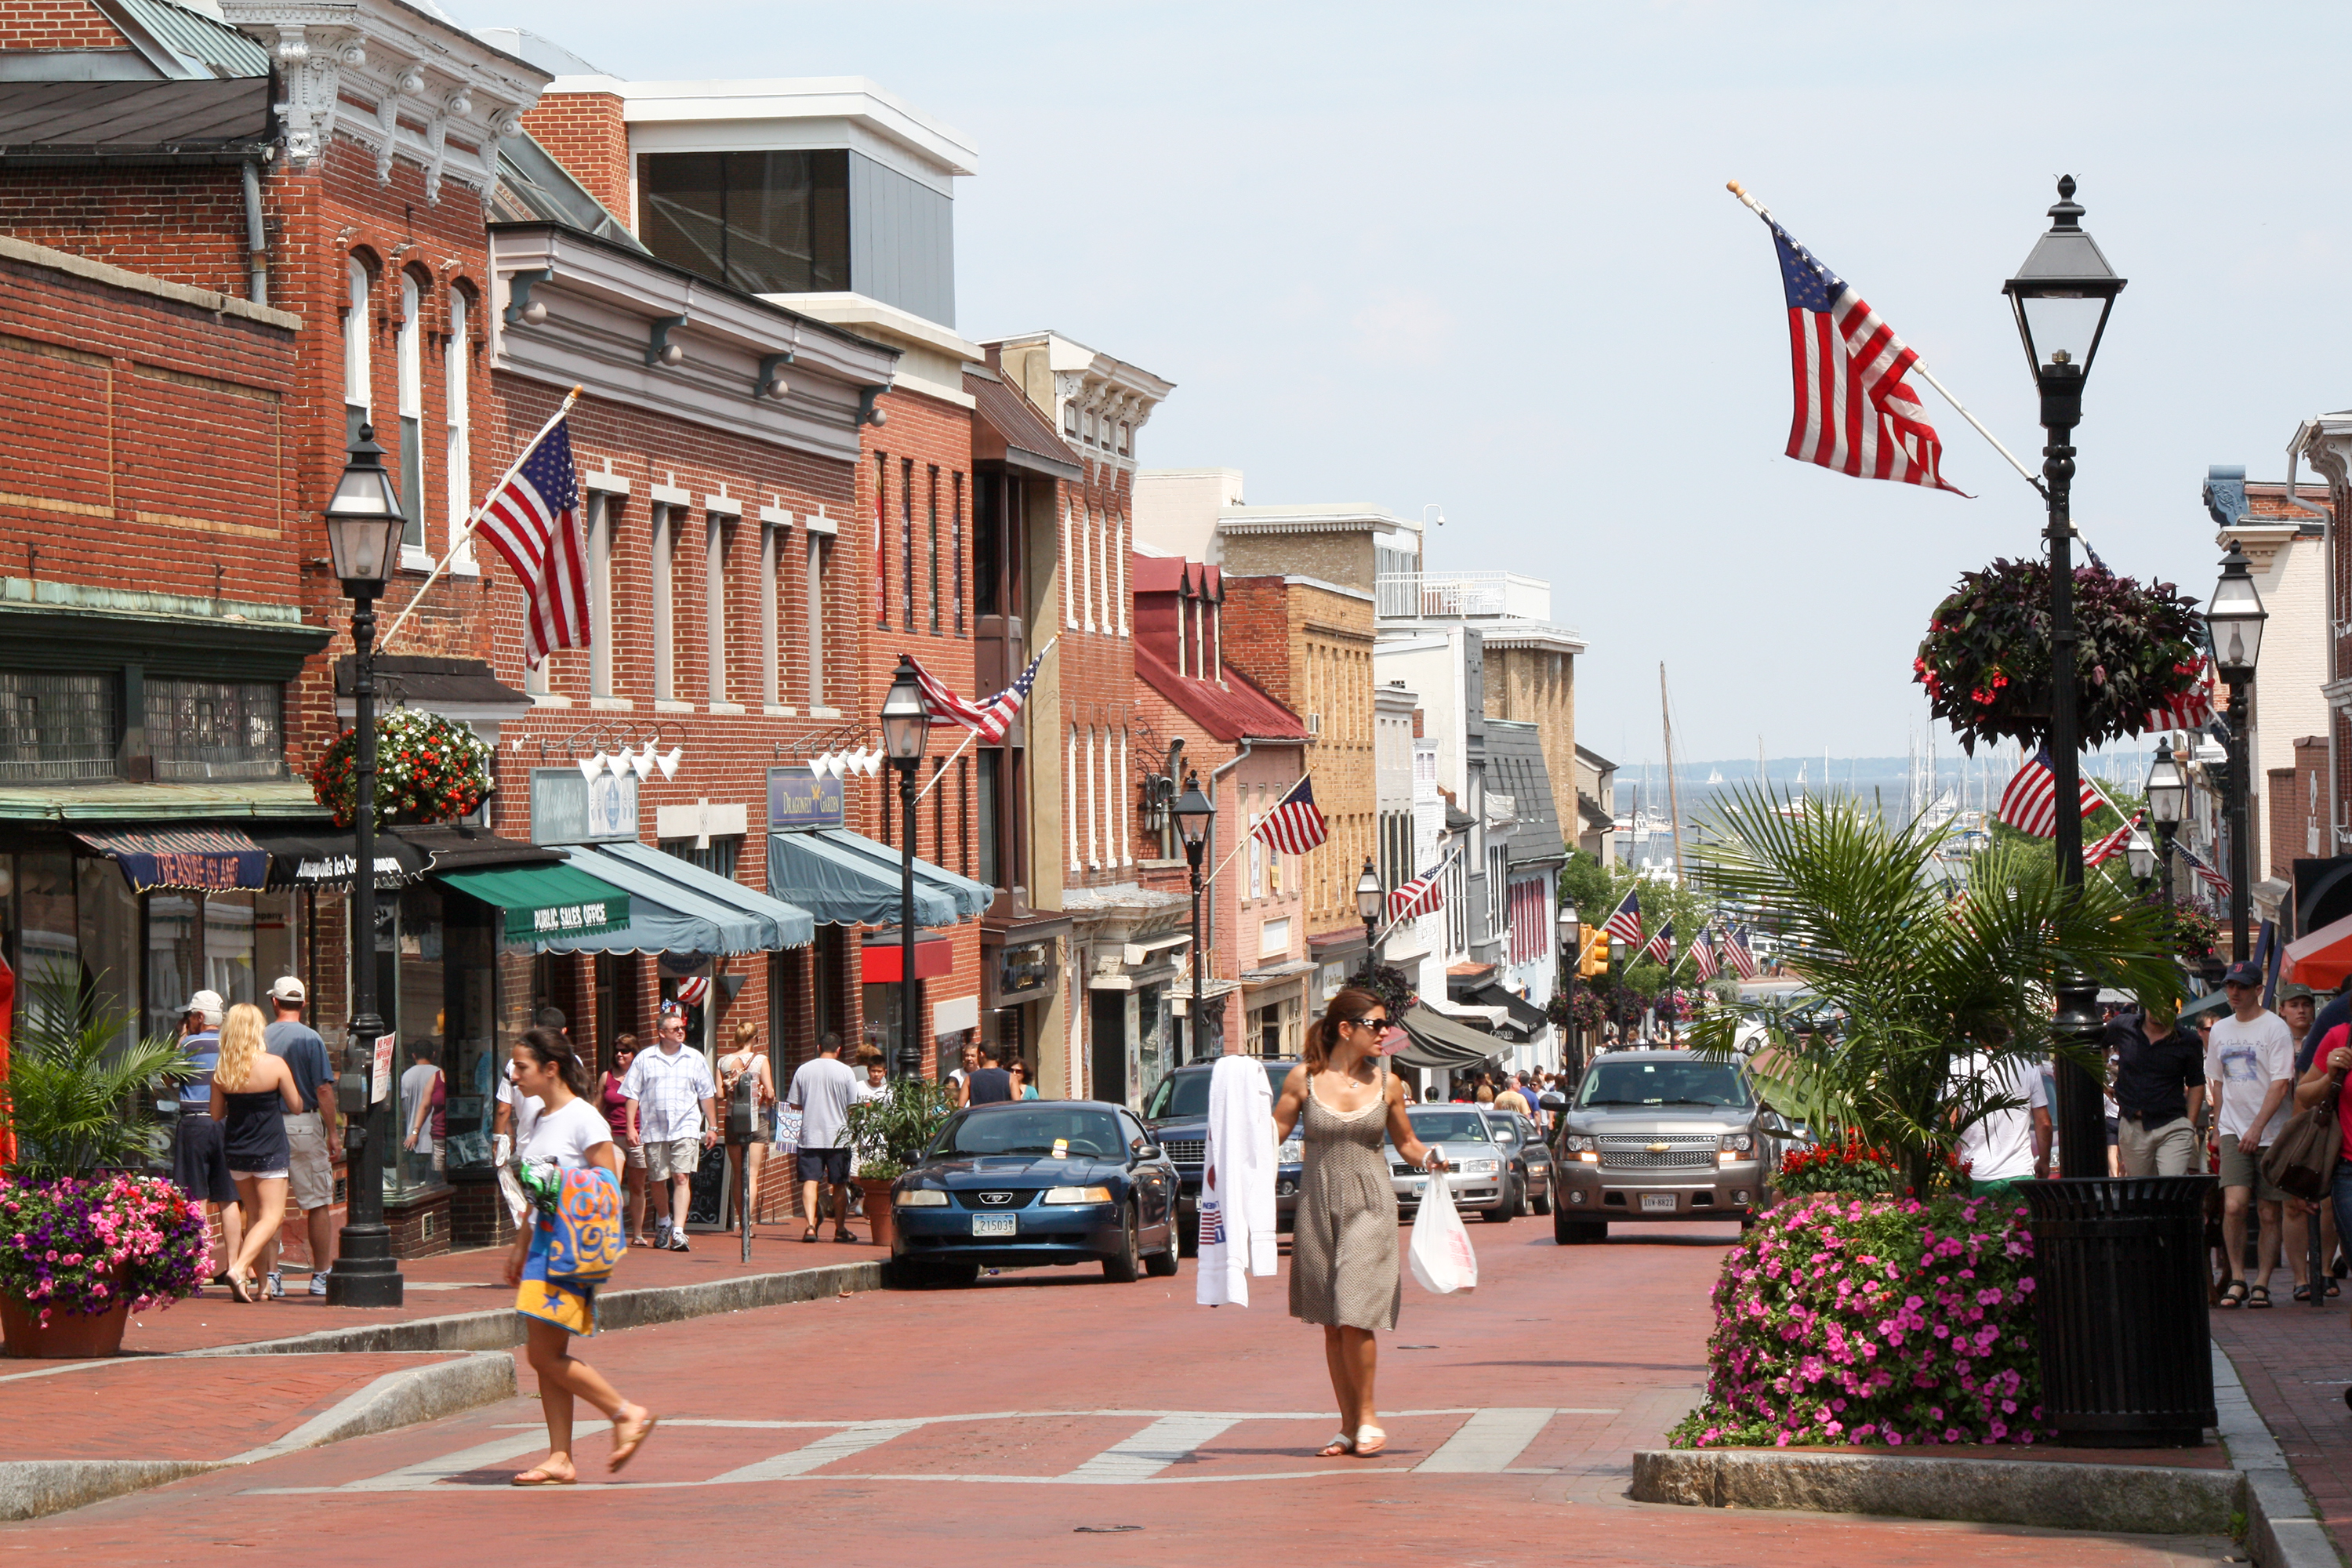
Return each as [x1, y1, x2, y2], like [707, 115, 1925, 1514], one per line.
[967, 367, 1081, 481]
[1134, 643, 1305, 746]
[1485, 720, 1566, 866]
[114, 0, 270, 77]
[490, 131, 645, 252]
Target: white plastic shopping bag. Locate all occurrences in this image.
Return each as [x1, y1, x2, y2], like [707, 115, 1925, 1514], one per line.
[1407, 1168, 1478, 1294]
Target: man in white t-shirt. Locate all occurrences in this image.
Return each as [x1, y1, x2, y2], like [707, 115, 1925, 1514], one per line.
[2205, 961, 2297, 1307]
[622, 1004, 718, 1252]
[1951, 1048, 2049, 1190]
[786, 1032, 862, 1243]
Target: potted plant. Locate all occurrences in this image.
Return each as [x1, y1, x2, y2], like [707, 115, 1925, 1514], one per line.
[0, 985, 205, 1357]
[310, 707, 495, 827]
[844, 1079, 956, 1250]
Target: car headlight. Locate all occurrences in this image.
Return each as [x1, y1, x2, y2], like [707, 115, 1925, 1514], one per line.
[1042, 1185, 1113, 1204]
[895, 1189, 949, 1207]
[1278, 1139, 1304, 1164]
[1719, 1132, 1755, 1163]
[1562, 1134, 1596, 1152]
[1461, 1159, 1500, 1175]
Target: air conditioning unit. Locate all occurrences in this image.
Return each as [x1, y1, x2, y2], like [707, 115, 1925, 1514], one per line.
[1306, 712, 1321, 735]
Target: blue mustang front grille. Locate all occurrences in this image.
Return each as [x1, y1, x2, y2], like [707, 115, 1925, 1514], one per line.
[953, 1189, 1041, 1210]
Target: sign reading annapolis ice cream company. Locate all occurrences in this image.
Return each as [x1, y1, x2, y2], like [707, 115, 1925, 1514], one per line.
[768, 766, 844, 831]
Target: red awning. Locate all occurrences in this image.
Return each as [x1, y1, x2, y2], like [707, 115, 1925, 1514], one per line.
[2282, 912, 2352, 989]
[860, 930, 954, 983]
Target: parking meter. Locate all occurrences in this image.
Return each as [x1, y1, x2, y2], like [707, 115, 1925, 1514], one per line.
[337, 1071, 368, 1153]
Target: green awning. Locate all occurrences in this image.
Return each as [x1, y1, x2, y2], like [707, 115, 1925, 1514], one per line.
[767, 829, 961, 927]
[812, 829, 995, 920]
[596, 840, 815, 949]
[434, 861, 632, 945]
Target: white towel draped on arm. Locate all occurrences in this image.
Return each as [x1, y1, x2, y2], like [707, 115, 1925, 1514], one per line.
[1197, 1053, 1278, 1306]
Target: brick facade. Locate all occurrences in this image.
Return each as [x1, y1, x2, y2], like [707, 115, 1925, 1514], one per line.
[520, 91, 632, 222]
[0, 0, 124, 49]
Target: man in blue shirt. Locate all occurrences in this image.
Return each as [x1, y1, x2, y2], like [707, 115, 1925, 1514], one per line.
[263, 977, 338, 1298]
[168, 989, 241, 1286]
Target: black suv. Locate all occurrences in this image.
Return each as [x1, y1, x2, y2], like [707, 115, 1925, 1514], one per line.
[1142, 1058, 1303, 1256]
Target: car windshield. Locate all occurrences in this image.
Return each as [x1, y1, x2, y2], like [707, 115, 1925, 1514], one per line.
[1144, 1063, 1291, 1120]
[1405, 1109, 1493, 1143]
[934, 1106, 1123, 1159]
[1579, 1060, 1752, 1108]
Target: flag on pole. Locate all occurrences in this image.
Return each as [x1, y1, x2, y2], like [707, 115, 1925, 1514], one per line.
[1388, 860, 1446, 920]
[2145, 657, 2216, 735]
[1251, 776, 1330, 856]
[1601, 887, 1643, 947]
[2182, 846, 2232, 898]
[1691, 929, 1720, 982]
[1995, 748, 2103, 838]
[1722, 925, 1760, 981]
[2085, 810, 2142, 869]
[1757, 213, 1965, 495]
[476, 417, 590, 666]
[1641, 920, 1675, 967]
[910, 648, 1045, 745]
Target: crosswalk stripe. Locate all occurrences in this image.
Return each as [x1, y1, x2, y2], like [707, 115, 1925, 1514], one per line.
[1058, 1415, 1240, 1482]
[335, 1433, 549, 1491]
[709, 1421, 925, 1483]
[1414, 1408, 1555, 1473]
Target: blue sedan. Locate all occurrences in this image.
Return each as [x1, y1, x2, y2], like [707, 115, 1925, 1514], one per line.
[891, 1101, 1182, 1287]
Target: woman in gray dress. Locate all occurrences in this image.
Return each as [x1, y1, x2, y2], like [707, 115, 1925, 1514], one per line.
[1273, 985, 1446, 1459]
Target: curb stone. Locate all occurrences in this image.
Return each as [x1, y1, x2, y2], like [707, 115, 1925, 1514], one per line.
[2211, 1343, 2342, 1568]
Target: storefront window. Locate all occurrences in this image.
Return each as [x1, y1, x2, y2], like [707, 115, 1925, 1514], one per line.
[442, 914, 496, 1174]
[75, 857, 136, 1051]
[391, 885, 447, 1198]
[255, 889, 294, 1001]
[145, 891, 198, 1041]
[204, 889, 258, 1009]
[1138, 984, 1170, 1102]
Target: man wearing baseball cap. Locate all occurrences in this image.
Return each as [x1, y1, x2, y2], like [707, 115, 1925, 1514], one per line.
[168, 990, 242, 1287]
[2206, 960, 2296, 1308]
[263, 978, 338, 1298]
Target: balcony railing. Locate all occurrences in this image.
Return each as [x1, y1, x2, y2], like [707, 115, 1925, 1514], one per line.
[1375, 571, 1552, 622]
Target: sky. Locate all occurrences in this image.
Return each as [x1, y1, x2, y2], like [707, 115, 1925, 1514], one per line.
[470, 1, 2352, 766]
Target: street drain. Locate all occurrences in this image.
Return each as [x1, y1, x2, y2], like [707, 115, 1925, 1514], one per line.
[1074, 1525, 1142, 1534]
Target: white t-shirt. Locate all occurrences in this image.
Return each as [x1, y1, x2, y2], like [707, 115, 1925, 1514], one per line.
[400, 1062, 440, 1152]
[788, 1055, 861, 1149]
[523, 1097, 612, 1171]
[2206, 1011, 2296, 1145]
[496, 1069, 543, 1148]
[1951, 1051, 2048, 1182]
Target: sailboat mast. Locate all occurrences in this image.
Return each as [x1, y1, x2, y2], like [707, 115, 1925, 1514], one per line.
[1661, 663, 1687, 887]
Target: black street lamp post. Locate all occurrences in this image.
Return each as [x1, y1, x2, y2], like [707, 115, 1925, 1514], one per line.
[323, 427, 408, 1308]
[2206, 542, 2267, 964]
[1354, 858, 1383, 986]
[1173, 773, 1216, 1062]
[880, 659, 931, 1081]
[2146, 735, 2186, 916]
[2004, 175, 2125, 1180]
[1556, 902, 1581, 1080]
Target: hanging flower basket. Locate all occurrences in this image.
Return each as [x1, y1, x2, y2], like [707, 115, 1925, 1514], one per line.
[1912, 558, 2205, 753]
[310, 709, 495, 829]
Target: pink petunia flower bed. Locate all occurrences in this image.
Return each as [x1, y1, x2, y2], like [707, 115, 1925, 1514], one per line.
[1668, 1190, 2049, 1449]
[0, 1175, 210, 1327]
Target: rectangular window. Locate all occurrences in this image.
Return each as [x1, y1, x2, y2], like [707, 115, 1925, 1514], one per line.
[873, 452, 888, 630]
[977, 749, 1001, 889]
[147, 677, 282, 781]
[927, 466, 941, 635]
[652, 505, 674, 702]
[973, 476, 1001, 620]
[397, 274, 424, 553]
[901, 456, 916, 633]
[1249, 804, 1264, 901]
[956, 755, 971, 876]
[1080, 506, 1096, 632]
[445, 290, 474, 573]
[706, 514, 727, 704]
[634, 150, 850, 296]
[587, 493, 615, 699]
[1116, 730, 1131, 866]
[1094, 511, 1108, 631]
[1114, 510, 1128, 636]
[1067, 728, 1082, 872]
[343, 259, 370, 445]
[760, 517, 781, 707]
[659, 835, 742, 881]
[952, 473, 965, 635]
[0, 670, 117, 782]
[806, 533, 827, 708]
[1062, 499, 1076, 629]
[931, 757, 945, 863]
[1085, 728, 1100, 869]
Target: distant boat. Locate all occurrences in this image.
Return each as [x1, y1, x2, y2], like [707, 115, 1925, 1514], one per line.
[1706, 768, 1723, 785]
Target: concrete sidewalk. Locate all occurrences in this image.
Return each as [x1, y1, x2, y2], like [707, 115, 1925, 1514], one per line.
[2212, 1297, 2352, 1566]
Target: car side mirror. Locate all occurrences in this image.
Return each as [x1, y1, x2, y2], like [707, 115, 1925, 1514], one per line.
[1755, 1109, 1789, 1136]
[1537, 1094, 1566, 1111]
[1133, 1142, 1163, 1163]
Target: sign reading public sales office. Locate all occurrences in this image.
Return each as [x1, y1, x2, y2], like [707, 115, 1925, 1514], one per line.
[531, 900, 619, 935]
[768, 766, 844, 831]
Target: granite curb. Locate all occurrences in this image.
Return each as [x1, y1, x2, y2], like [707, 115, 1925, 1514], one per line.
[2212, 1341, 2343, 1568]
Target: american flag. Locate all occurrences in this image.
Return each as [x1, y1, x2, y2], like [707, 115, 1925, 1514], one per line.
[1388, 857, 1446, 921]
[2146, 657, 2215, 734]
[1641, 920, 1675, 967]
[1757, 212, 1965, 495]
[1690, 930, 1720, 982]
[1601, 887, 1643, 947]
[1251, 776, 1330, 856]
[910, 649, 1044, 746]
[477, 418, 590, 666]
[2085, 810, 2142, 869]
[1722, 925, 1760, 981]
[2182, 846, 2232, 898]
[1995, 748, 2103, 838]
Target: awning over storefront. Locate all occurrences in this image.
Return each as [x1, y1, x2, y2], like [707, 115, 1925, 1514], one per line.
[2284, 910, 2352, 989]
[1385, 1002, 1504, 1072]
[434, 861, 632, 946]
[74, 826, 266, 891]
[766, 829, 967, 927]
[810, 829, 994, 920]
[593, 840, 815, 949]
[246, 825, 432, 890]
[541, 846, 779, 956]
[1468, 982, 1549, 1040]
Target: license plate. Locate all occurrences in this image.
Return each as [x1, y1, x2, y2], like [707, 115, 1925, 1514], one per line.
[971, 1214, 1017, 1237]
[1640, 1192, 1679, 1213]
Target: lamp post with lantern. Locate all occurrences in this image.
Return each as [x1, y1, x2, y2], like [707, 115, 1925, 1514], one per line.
[2145, 735, 2186, 915]
[2003, 173, 2125, 1180]
[322, 426, 409, 1308]
[2205, 542, 2267, 964]
[879, 658, 931, 1080]
[1556, 901, 1581, 1080]
[1173, 773, 1216, 1061]
[1354, 858, 1384, 986]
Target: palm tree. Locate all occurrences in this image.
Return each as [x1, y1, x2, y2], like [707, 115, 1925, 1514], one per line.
[1, 979, 188, 1184]
[1686, 786, 2176, 1198]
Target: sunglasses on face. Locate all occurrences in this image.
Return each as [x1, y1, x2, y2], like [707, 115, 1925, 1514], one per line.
[1348, 1015, 1389, 1030]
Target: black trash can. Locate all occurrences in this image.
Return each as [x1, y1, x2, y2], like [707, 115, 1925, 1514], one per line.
[2018, 1176, 2216, 1446]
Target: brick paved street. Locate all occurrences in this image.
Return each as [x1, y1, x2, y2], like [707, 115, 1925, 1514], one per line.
[2212, 1295, 2352, 1561]
[3, 1216, 2235, 1566]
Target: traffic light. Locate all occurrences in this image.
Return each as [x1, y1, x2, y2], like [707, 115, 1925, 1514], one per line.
[1578, 929, 1608, 978]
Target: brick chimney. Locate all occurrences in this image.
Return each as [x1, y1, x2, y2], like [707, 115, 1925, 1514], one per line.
[521, 90, 632, 226]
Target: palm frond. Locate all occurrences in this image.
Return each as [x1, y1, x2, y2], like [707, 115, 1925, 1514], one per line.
[0, 978, 190, 1183]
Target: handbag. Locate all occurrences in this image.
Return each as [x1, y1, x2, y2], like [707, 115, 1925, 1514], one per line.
[2261, 1073, 2343, 1202]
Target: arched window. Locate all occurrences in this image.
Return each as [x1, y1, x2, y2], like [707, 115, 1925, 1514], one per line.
[446, 288, 474, 574]
[396, 273, 424, 552]
[343, 257, 372, 444]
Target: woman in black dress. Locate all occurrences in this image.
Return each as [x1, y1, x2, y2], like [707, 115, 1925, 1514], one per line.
[210, 1003, 304, 1302]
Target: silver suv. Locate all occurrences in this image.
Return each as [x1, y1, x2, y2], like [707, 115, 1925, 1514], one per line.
[1548, 1051, 1771, 1244]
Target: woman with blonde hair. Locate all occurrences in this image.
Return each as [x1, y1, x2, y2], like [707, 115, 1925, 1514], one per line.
[210, 1002, 303, 1303]
[716, 1018, 773, 1231]
[1272, 985, 1445, 1459]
